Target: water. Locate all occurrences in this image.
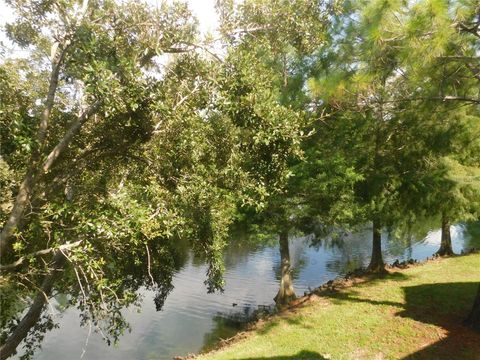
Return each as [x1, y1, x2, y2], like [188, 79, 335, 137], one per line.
[22, 222, 480, 360]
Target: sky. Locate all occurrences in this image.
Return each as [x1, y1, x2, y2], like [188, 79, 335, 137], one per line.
[0, 1, 15, 51]
[180, 0, 219, 34]
[0, 0, 219, 56]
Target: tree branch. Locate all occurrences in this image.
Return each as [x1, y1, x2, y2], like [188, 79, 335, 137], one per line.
[0, 44, 68, 256]
[42, 100, 102, 173]
[0, 252, 66, 360]
[0, 241, 83, 272]
[384, 96, 480, 105]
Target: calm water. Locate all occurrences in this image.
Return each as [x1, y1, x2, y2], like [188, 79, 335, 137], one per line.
[25, 222, 480, 360]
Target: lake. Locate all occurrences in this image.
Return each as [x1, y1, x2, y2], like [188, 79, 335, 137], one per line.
[23, 222, 480, 360]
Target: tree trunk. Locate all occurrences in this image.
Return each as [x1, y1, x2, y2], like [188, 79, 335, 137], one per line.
[0, 48, 66, 257]
[465, 284, 480, 331]
[436, 212, 454, 256]
[0, 101, 100, 258]
[274, 230, 296, 306]
[0, 170, 36, 256]
[367, 219, 385, 273]
[0, 253, 65, 360]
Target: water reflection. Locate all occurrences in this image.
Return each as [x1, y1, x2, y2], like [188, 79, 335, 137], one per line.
[9, 222, 480, 360]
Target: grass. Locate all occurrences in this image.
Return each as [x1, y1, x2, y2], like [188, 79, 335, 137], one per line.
[198, 254, 480, 360]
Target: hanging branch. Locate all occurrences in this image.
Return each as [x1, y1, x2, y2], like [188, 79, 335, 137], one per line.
[0, 252, 66, 360]
[145, 244, 155, 286]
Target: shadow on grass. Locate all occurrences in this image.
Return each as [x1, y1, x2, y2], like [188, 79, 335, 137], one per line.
[236, 350, 328, 359]
[245, 272, 479, 359]
[256, 314, 315, 336]
[329, 293, 403, 307]
[257, 272, 411, 335]
[363, 270, 412, 283]
[322, 271, 411, 307]
[325, 280, 480, 359]
[399, 282, 480, 359]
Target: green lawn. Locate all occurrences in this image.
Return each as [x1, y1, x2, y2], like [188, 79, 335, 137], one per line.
[198, 254, 480, 360]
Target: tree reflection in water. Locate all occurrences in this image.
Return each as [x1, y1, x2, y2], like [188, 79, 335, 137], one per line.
[0, 237, 190, 359]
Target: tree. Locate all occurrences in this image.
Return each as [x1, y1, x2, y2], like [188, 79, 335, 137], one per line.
[389, 0, 480, 257]
[306, 0, 480, 272]
[216, 40, 305, 304]
[306, 0, 416, 273]
[0, 0, 335, 355]
[0, 1, 235, 357]
[392, 0, 480, 330]
[215, 0, 332, 304]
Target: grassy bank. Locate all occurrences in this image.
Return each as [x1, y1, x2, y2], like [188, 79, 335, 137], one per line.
[198, 254, 480, 360]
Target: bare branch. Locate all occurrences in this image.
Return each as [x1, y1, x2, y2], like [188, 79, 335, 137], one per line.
[384, 96, 480, 105]
[145, 244, 154, 286]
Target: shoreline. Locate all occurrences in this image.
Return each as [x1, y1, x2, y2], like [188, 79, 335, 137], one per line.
[181, 249, 479, 360]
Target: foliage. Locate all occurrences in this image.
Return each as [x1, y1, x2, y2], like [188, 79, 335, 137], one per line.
[1, 0, 480, 357]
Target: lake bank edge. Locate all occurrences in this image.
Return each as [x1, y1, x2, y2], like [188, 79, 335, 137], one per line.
[189, 251, 480, 360]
